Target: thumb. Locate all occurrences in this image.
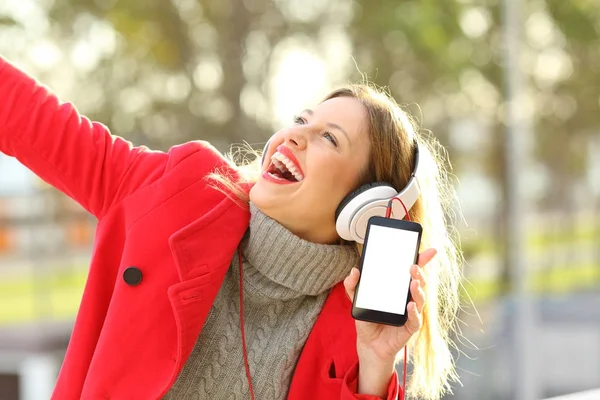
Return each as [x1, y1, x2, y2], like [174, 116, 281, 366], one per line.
[343, 267, 360, 302]
[417, 248, 437, 268]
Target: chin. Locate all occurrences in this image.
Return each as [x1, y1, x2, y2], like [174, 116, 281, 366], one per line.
[249, 183, 297, 229]
[249, 182, 278, 215]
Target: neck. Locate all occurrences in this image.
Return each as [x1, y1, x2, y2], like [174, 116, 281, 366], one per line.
[290, 224, 338, 245]
[242, 202, 359, 296]
[258, 208, 339, 244]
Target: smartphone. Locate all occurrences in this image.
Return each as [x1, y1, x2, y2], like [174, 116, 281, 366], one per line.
[351, 216, 423, 327]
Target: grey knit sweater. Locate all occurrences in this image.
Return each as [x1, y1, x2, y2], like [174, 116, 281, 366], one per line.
[163, 203, 359, 399]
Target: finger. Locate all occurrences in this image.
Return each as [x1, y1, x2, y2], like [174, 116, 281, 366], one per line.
[417, 248, 437, 268]
[343, 267, 360, 301]
[410, 279, 426, 313]
[410, 264, 427, 289]
[404, 301, 423, 336]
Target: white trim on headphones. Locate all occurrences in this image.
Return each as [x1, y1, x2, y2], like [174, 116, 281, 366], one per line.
[335, 144, 423, 244]
[390, 173, 422, 219]
[336, 185, 398, 242]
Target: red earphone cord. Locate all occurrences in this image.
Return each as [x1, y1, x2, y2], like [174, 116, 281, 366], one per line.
[238, 248, 255, 400]
[237, 198, 410, 400]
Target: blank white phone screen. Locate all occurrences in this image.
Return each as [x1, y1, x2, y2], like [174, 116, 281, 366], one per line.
[355, 225, 418, 315]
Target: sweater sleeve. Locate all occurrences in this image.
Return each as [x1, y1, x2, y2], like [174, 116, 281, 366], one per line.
[341, 362, 401, 400]
[0, 56, 171, 219]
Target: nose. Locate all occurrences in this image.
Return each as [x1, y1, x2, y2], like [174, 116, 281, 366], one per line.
[284, 126, 308, 150]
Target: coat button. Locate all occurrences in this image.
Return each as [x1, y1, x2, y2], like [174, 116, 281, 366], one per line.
[123, 267, 143, 286]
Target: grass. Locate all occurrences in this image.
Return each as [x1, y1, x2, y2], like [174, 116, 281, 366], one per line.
[463, 263, 600, 302]
[1, 261, 598, 325]
[0, 267, 87, 325]
[461, 224, 600, 257]
[1, 222, 599, 325]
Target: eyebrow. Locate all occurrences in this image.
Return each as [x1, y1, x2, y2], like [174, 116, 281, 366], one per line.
[302, 109, 351, 144]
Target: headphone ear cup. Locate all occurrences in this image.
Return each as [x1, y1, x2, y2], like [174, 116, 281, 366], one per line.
[335, 182, 390, 220]
[261, 139, 271, 167]
[335, 182, 397, 242]
[335, 182, 389, 221]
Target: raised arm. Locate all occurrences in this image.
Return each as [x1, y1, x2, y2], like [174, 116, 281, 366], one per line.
[0, 56, 169, 219]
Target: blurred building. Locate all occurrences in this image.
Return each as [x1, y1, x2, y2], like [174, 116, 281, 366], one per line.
[1, 148, 599, 399]
[0, 154, 94, 400]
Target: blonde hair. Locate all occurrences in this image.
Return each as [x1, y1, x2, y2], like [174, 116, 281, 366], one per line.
[210, 84, 463, 400]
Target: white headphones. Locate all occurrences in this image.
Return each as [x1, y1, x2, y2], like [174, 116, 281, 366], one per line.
[261, 139, 422, 244]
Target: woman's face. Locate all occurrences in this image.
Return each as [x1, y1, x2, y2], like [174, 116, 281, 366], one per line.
[250, 96, 371, 244]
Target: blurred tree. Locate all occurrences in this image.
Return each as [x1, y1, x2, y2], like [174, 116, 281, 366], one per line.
[37, 0, 347, 151]
[1, 0, 597, 292]
[348, 0, 512, 289]
[0, 16, 16, 26]
[538, 0, 600, 210]
[347, 0, 600, 293]
[44, 0, 279, 150]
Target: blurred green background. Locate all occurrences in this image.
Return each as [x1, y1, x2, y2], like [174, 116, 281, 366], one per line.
[0, 0, 599, 399]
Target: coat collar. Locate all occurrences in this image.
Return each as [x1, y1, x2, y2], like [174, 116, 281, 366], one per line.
[162, 194, 251, 396]
[168, 195, 251, 282]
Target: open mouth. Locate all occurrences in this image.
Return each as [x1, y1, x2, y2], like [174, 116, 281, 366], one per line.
[266, 151, 304, 183]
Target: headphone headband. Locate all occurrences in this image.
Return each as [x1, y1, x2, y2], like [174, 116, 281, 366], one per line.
[335, 142, 422, 243]
[392, 141, 422, 216]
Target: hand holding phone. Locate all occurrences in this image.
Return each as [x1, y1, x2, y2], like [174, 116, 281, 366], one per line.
[351, 216, 423, 327]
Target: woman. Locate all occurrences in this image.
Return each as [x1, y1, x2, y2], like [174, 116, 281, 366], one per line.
[0, 55, 461, 399]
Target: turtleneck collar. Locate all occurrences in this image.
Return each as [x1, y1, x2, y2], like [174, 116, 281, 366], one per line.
[239, 202, 359, 298]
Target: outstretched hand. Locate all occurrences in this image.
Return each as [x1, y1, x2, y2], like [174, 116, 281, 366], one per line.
[343, 248, 437, 396]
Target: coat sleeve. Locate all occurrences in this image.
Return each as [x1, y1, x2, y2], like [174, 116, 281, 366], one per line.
[340, 362, 401, 400]
[0, 56, 190, 219]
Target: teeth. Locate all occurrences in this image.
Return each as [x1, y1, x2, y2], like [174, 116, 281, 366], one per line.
[271, 151, 304, 181]
[267, 171, 287, 181]
[273, 159, 286, 173]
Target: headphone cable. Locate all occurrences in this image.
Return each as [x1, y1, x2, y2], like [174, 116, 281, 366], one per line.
[238, 247, 256, 400]
[237, 196, 411, 400]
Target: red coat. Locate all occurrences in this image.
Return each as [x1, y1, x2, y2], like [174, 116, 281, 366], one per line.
[0, 57, 400, 399]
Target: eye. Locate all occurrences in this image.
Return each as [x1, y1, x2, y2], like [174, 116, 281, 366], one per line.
[293, 115, 338, 147]
[322, 131, 338, 147]
[293, 115, 306, 125]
